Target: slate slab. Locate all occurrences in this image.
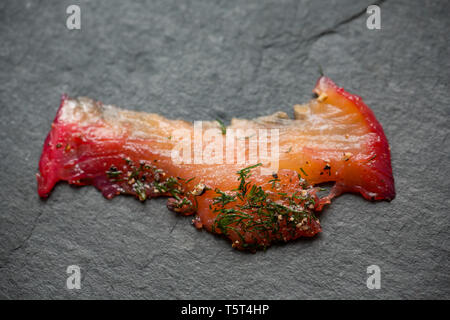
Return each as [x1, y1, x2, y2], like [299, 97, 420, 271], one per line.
[0, 0, 448, 299]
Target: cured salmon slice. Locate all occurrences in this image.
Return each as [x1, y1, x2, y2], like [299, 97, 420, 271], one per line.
[37, 77, 395, 250]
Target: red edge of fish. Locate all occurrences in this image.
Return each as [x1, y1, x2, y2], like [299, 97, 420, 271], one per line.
[37, 78, 395, 203]
[36, 94, 68, 197]
[314, 77, 395, 203]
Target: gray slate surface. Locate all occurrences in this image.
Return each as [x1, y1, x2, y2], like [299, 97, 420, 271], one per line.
[0, 0, 449, 299]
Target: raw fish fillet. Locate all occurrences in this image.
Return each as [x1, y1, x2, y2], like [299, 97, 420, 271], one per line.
[37, 77, 395, 250]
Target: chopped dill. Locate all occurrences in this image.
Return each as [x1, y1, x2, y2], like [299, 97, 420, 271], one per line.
[105, 158, 191, 204]
[185, 177, 196, 184]
[212, 163, 316, 250]
[299, 167, 308, 177]
[235, 163, 262, 195]
[133, 180, 147, 201]
[216, 119, 227, 135]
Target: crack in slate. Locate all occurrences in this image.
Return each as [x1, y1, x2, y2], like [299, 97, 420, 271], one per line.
[306, 0, 388, 42]
[10, 210, 43, 253]
[255, 0, 389, 68]
[0, 210, 44, 269]
[169, 219, 180, 234]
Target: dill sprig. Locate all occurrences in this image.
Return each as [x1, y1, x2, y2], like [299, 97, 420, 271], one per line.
[105, 158, 189, 203]
[216, 119, 227, 135]
[235, 163, 262, 195]
[212, 164, 317, 250]
[213, 189, 237, 206]
[299, 167, 308, 177]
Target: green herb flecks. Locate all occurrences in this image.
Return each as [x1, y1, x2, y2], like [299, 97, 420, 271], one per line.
[235, 163, 262, 195]
[105, 158, 193, 204]
[212, 164, 317, 250]
[268, 172, 281, 189]
[133, 180, 147, 201]
[299, 167, 308, 177]
[216, 119, 227, 135]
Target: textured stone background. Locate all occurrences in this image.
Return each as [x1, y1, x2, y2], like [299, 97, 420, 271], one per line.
[0, 0, 449, 299]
